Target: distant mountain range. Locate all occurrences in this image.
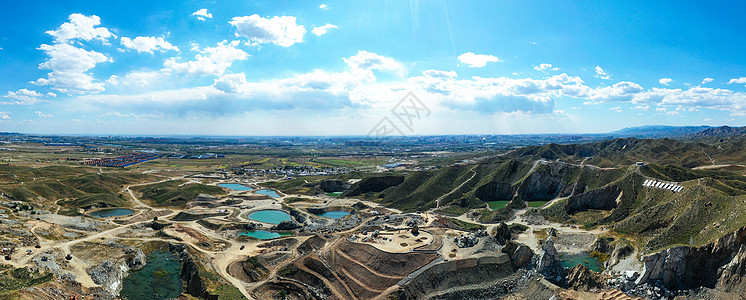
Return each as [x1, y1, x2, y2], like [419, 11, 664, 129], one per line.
[609, 125, 746, 138]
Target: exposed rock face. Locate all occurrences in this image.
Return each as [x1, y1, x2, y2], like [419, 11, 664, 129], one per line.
[493, 223, 512, 245]
[566, 264, 607, 291]
[124, 248, 146, 270]
[591, 237, 613, 253]
[170, 244, 218, 300]
[475, 182, 515, 202]
[636, 226, 746, 291]
[565, 185, 621, 214]
[287, 208, 307, 223]
[272, 220, 300, 231]
[345, 175, 405, 196]
[502, 241, 533, 267]
[306, 207, 326, 214]
[537, 237, 565, 281]
[170, 211, 228, 221]
[318, 179, 350, 192]
[397, 255, 516, 299]
[606, 244, 634, 269]
[517, 172, 566, 202]
[88, 260, 128, 296]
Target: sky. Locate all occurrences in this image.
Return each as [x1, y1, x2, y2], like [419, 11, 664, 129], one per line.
[0, 0, 745, 136]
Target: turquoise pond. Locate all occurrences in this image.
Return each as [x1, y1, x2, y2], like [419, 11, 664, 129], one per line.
[240, 230, 292, 240]
[255, 189, 281, 197]
[248, 210, 291, 224]
[120, 251, 182, 300]
[561, 252, 603, 272]
[89, 208, 135, 218]
[315, 211, 350, 219]
[218, 183, 253, 191]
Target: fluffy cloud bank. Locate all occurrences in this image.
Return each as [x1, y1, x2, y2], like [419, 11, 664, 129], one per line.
[121, 36, 179, 53]
[163, 40, 248, 75]
[312, 24, 337, 36]
[458, 52, 501, 68]
[229, 15, 306, 47]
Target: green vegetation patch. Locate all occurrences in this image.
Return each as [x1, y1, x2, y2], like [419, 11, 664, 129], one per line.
[132, 180, 226, 208]
[58, 193, 128, 209]
[0, 267, 53, 298]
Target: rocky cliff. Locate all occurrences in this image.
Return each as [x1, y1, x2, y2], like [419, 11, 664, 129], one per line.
[636, 226, 746, 291]
[565, 185, 621, 214]
[475, 181, 515, 202]
[397, 254, 516, 299]
[169, 244, 218, 300]
[343, 175, 405, 196]
[537, 237, 565, 283]
[517, 172, 566, 201]
[318, 179, 350, 193]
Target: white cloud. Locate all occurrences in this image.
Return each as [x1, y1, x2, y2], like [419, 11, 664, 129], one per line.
[422, 70, 457, 79]
[343, 50, 404, 81]
[594, 65, 610, 80]
[60, 51, 746, 119]
[457, 52, 501, 68]
[534, 63, 558, 72]
[192, 9, 213, 21]
[701, 78, 714, 85]
[609, 106, 622, 111]
[312, 23, 337, 36]
[46, 14, 113, 44]
[319, 4, 329, 10]
[229, 15, 306, 47]
[33, 43, 111, 93]
[108, 71, 165, 87]
[97, 112, 163, 120]
[728, 77, 746, 86]
[0, 112, 10, 120]
[3, 89, 55, 105]
[35, 111, 53, 118]
[163, 40, 248, 75]
[659, 78, 673, 85]
[213, 73, 249, 93]
[121, 36, 179, 53]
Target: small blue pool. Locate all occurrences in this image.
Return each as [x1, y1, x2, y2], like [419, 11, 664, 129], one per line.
[240, 230, 292, 240]
[218, 183, 253, 191]
[561, 252, 603, 272]
[89, 208, 135, 218]
[315, 211, 350, 219]
[255, 189, 281, 198]
[248, 210, 291, 224]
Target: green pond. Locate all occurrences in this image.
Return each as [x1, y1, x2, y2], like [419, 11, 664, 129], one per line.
[327, 192, 343, 197]
[248, 210, 291, 224]
[527, 201, 549, 208]
[218, 183, 253, 191]
[90, 208, 135, 218]
[560, 252, 603, 272]
[255, 189, 281, 197]
[487, 201, 510, 210]
[120, 251, 182, 300]
[240, 230, 292, 240]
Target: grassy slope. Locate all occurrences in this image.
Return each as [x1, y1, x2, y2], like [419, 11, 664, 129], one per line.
[132, 180, 226, 208]
[0, 164, 157, 212]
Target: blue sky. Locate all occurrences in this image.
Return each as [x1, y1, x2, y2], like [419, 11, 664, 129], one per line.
[1, 0, 745, 135]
